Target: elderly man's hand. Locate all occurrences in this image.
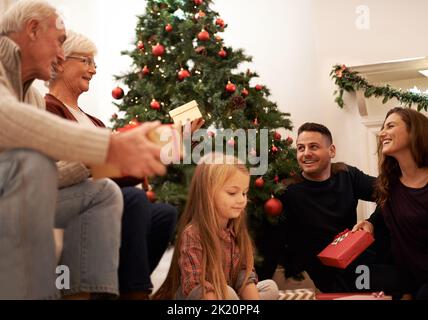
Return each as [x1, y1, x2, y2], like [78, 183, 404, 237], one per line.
[107, 121, 167, 178]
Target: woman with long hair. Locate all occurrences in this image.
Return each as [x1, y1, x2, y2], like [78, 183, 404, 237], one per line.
[354, 107, 428, 300]
[153, 153, 278, 300]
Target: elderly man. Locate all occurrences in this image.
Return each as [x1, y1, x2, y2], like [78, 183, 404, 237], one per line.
[0, 0, 166, 299]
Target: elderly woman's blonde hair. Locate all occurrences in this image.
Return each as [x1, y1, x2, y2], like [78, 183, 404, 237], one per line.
[0, 0, 59, 35]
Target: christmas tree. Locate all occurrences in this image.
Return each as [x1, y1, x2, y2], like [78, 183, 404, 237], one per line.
[111, 0, 300, 264]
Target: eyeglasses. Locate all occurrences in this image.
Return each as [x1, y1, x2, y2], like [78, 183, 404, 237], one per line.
[66, 55, 97, 69]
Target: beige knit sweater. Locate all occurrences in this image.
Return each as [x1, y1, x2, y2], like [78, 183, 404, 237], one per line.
[0, 36, 111, 169]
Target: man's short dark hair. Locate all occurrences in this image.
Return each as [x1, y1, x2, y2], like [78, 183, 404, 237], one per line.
[298, 123, 333, 145]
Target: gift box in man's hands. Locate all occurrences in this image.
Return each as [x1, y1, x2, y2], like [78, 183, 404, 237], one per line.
[317, 229, 374, 269]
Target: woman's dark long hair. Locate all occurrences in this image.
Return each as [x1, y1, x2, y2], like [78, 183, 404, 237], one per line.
[376, 107, 428, 207]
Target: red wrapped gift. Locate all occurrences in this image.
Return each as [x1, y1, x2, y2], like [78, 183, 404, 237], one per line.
[317, 229, 374, 269]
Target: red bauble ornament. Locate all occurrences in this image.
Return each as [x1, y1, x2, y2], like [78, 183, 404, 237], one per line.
[152, 43, 165, 56]
[264, 198, 283, 217]
[271, 146, 279, 154]
[150, 99, 161, 110]
[255, 177, 265, 189]
[216, 18, 225, 28]
[218, 48, 227, 58]
[142, 65, 151, 75]
[194, 0, 203, 5]
[225, 81, 236, 93]
[255, 84, 264, 91]
[274, 175, 280, 184]
[274, 132, 282, 141]
[146, 190, 157, 203]
[286, 136, 294, 145]
[195, 10, 206, 19]
[241, 88, 249, 97]
[112, 87, 124, 100]
[178, 69, 191, 81]
[198, 29, 210, 41]
[165, 24, 173, 32]
[137, 41, 144, 51]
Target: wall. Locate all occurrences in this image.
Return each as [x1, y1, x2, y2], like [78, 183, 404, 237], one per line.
[4, 0, 428, 216]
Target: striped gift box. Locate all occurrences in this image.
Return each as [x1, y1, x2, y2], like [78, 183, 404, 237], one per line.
[278, 289, 315, 300]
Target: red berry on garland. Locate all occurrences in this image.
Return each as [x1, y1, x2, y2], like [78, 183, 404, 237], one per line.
[112, 86, 124, 100]
[146, 190, 157, 203]
[286, 136, 294, 145]
[274, 175, 280, 184]
[274, 132, 282, 141]
[255, 177, 265, 189]
[225, 81, 236, 93]
[216, 18, 225, 28]
[255, 84, 264, 91]
[264, 197, 283, 217]
[215, 35, 223, 42]
[152, 43, 165, 56]
[150, 99, 161, 110]
[112, 113, 118, 120]
[194, 0, 203, 5]
[142, 65, 151, 75]
[198, 29, 210, 41]
[241, 88, 249, 97]
[165, 24, 173, 32]
[271, 146, 279, 154]
[137, 41, 144, 51]
[218, 48, 227, 58]
[178, 69, 191, 81]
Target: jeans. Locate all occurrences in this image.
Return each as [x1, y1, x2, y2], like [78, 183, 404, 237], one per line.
[118, 187, 177, 294]
[0, 149, 123, 299]
[56, 179, 123, 297]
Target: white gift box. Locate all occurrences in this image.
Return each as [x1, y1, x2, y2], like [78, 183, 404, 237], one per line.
[169, 100, 202, 125]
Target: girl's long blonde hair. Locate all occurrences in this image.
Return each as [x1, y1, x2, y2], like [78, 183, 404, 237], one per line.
[153, 153, 254, 300]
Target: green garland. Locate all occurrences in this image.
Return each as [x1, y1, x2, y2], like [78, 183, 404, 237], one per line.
[331, 64, 428, 112]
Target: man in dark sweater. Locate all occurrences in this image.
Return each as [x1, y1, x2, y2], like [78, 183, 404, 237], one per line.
[256, 123, 381, 293]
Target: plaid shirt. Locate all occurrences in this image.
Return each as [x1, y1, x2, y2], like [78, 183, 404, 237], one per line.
[179, 224, 257, 297]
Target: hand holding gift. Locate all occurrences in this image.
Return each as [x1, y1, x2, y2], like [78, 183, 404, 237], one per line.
[317, 229, 375, 269]
[91, 121, 182, 179]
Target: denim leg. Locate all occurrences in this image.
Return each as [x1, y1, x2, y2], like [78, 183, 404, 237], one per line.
[56, 179, 123, 296]
[0, 149, 59, 300]
[118, 187, 152, 293]
[148, 203, 177, 272]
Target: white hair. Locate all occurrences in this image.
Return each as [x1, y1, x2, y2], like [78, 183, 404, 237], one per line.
[0, 0, 59, 35]
[48, 30, 98, 85]
[62, 30, 98, 57]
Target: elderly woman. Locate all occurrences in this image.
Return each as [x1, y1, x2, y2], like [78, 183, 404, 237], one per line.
[45, 30, 179, 300]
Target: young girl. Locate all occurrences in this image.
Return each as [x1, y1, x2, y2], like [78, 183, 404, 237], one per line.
[154, 153, 278, 300]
